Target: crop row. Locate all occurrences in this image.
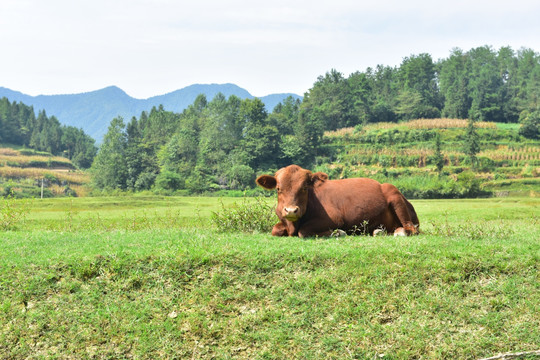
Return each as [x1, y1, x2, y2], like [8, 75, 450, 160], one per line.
[339, 151, 540, 169]
[397, 118, 497, 129]
[0, 154, 72, 165]
[0, 148, 19, 156]
[324, 119, 497, 138]
[0, 166, 89, 185]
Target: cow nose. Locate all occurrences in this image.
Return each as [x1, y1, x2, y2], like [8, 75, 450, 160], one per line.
[284, 206, 299, 215]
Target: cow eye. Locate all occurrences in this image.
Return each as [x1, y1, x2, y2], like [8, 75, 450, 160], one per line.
[276, 186, 281, 193]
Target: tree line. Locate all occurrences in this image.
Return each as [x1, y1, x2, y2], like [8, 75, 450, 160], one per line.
[304, 45, 539, 130]
[0, 97, 97, 168]
[91, 96, 313, 192]
[2, 45, 538, 193]
[91, 45, 539, 193]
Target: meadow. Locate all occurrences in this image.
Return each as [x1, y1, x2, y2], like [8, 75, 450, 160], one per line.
[1, 196, 539, 359]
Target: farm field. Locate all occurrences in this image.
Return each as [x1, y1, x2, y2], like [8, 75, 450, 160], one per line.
[1, 196, 539, 359]
[0, 147, 89, 198]
[319, 119, 540, 198]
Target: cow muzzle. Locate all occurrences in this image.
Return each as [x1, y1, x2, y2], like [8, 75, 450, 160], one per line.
[283, 206, 300, 221]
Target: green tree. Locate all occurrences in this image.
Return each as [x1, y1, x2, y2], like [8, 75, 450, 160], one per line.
[497, 46, 520, 123]
[156, 111, 200, 191]
[467, 46, 504, 122]
[91, 117, 128, 190]
[463, 118, 480, 168]
[518, 110, 540, 139]
[365, 65, 398, 122]
[433, 132, 445, 175]
[290, 110, 324, 167]
[240, 98, 280, 170]
[439, 48, 472, 118]
[396, 53, 441, 119]
[269, 96, 301, 135]
[302, 69, 356, 130]
[394, 89, 424, 120]
[348, 71, 374, 124]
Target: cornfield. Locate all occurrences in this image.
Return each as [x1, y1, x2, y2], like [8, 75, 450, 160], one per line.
[0, 148, 19, 156]
[324, 119, 497, 138]
[479, 146, 540, 161]
[347, 147, 434, 157]
[0, 166, 89, 185]
[0, 154, 73, 167]
[324, 127, 355, 138]
[402, 118, 496, 129]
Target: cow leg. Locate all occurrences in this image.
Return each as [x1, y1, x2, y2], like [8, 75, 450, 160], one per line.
[271, 220, 298, 237]
[298, 228, 334, 238]
[271, 222, 288, 236]
[382, 184, 418, 235]
[297, 219, 336, 238]
[403, 197, 420, 229]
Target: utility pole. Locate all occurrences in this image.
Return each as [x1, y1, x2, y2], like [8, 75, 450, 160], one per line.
[41, 178, 44, 199]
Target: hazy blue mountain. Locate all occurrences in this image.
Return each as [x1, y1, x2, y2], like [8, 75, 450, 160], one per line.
[0, 84, 302, 141]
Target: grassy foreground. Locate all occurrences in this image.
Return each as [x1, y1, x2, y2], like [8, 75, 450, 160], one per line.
[1, 197, 539, 359]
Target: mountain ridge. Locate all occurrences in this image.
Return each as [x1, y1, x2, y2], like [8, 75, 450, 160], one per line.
[0, 84, 302, 141]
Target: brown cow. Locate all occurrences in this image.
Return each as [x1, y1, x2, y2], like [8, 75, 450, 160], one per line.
[256, 165, 419, 237]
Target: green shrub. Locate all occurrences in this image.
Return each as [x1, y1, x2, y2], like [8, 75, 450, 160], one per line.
[44, 173, 58, 183]
[518, 110, 539, 139]
[134, 172, 158, 191]
[1, 192, 31, 230]
[155, 170, 184, 191]
[211, 197, 276, 233]
[390, 173, 491, 199]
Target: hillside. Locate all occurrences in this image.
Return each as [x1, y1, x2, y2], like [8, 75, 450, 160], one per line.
[0, 85, 302, 141]
[0, 146, 89, 198]
[317, 119, 540, 197]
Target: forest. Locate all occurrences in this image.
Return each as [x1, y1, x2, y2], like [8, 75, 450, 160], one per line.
[0, 98, 97, 168]
[90, 45, 539, 194]
[0, 45, 539, 195]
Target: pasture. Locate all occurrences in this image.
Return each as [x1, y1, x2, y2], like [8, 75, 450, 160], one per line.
[1, 196, 539, 359]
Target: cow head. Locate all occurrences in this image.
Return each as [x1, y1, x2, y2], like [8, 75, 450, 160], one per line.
[256, 165, 328, 222]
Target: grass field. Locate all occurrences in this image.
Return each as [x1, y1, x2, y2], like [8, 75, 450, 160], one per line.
[1, 196, 539, 359]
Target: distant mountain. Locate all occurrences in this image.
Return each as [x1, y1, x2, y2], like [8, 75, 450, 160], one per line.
[0, 84, 302, 141]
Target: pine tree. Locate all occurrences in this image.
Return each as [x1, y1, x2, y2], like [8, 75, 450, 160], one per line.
[463, 118, 480, 168]
[433, 132, 445, 175]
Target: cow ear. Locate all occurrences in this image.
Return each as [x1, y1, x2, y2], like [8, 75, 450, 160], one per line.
[309, 172, 328, 185]
[256, 175, 277, 190]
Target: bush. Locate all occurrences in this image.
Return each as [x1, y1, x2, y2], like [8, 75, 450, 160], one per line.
[1, 192, 31, 230]
[134, 172, 158, 191]
[211, 197, 276, 233]
[226, 165, 255, 190]
[155, 170, 184, 190]
[518, 110, 539, 139]
[390, 173, 491, 199]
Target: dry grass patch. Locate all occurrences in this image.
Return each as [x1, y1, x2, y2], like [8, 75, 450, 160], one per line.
[0, 166, 89, 185]
[361, 119, 497, 131]
[0, 154, 73, 166]
[479, 145, 540, 161]
[405, 118, 496, 129]
[0, 148, 19, 156]
[324, 119, 497, 138]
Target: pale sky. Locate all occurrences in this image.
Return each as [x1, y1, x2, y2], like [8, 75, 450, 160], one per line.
[1, 0, 539, 99]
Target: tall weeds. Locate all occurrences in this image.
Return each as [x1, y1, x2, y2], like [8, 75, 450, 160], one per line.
[0, 193, 31, 230]
[211, 197, 276, 233]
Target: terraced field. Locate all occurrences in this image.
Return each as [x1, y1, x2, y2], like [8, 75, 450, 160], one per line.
[319, 119, 540, 197]
[0, 147, 89, 197]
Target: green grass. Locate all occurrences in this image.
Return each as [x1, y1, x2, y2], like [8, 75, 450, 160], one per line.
[20, 196, 242, 231]
[1, 197, 539, 359]
[495, 123, 521, 130]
